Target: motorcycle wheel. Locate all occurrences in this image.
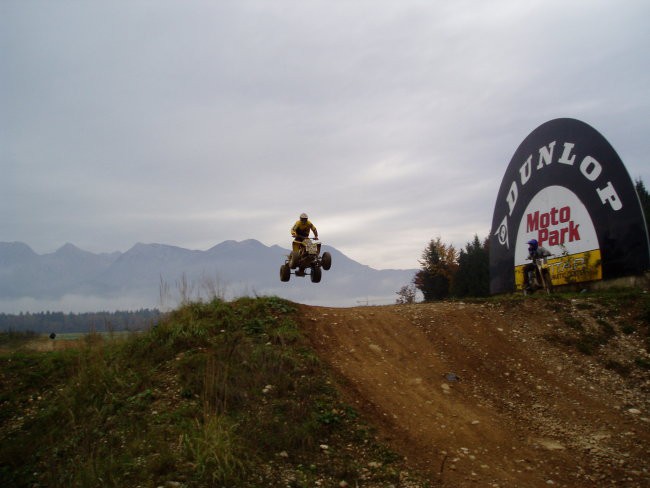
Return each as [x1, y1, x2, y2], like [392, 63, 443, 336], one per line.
[311, 266, 322, 283]
[542, 269, 553, 294]
[280, 264, 291, 282]
[321, 251, 332, 270]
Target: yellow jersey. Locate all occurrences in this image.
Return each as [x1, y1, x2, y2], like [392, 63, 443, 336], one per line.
[291, 219, 317, 239]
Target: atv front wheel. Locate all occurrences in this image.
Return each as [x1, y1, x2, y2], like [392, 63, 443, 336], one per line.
[289, 251, 301, 269]
[321, 251, 332, 271]
[280, 264, 291, 282]
[311, 266, 322, 283]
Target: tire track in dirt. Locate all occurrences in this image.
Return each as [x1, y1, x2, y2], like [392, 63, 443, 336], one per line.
[299, 302, 650, 487]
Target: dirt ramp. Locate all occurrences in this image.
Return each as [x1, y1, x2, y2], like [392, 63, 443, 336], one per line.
[299, 302, 650, 487]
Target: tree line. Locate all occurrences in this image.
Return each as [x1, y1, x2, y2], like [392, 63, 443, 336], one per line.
[398, 178, 649, 303]
[0, 309, 162, 334]
[396, 234, 489, 303]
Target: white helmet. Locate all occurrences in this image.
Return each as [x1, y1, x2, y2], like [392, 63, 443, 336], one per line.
[300, 213, 308, 219]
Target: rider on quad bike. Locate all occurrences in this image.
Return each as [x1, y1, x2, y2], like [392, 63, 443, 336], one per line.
[280, 213, 331, 283]
[291, 213, 318, 252]
[523, 238, 551, 293]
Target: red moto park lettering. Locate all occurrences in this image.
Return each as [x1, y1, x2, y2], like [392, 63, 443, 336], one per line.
[526, 206, 581, 246]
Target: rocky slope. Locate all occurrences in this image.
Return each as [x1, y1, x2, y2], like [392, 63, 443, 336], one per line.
[299, 294, 650, 487]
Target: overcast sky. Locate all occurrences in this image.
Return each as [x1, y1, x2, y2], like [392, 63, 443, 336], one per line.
[2, 0, 649, 270]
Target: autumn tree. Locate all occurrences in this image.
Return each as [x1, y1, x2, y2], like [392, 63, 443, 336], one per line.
[451, 234, 490, 297]
[413, 237, 457, 301]
[395, 284, 418, 304]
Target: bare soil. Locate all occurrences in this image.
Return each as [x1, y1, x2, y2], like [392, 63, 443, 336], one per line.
[299, 298, 650, 487]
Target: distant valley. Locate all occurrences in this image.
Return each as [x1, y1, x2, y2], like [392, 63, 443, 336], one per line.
[0, 240, 417, 313]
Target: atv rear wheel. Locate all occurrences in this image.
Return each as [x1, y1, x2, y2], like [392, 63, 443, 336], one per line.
[280, 264, 291, 282]
[311, 266, 322, 283]
[321, 251, 332, 270]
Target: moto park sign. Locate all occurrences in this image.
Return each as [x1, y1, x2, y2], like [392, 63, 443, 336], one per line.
[489, 118, 649, 294]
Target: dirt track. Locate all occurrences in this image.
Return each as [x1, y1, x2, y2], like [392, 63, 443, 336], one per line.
[299, 300, 650, 487]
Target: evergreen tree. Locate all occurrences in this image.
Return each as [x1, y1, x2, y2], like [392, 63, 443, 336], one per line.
[451, 235, 490, 297]
[413, 237, 457, 301]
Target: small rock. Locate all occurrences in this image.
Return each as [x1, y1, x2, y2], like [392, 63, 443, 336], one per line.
[537, 439, 565, 451]
[628, 408, 641, 415]
[445, 372, 460, 382]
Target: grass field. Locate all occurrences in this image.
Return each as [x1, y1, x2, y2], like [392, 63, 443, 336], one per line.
[0, 296, 420, 487]
[0, 330, 138, 352]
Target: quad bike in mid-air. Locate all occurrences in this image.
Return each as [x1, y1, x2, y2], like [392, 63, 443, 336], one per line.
[280, 237, 332, 283]
[523, 255, 553, 295]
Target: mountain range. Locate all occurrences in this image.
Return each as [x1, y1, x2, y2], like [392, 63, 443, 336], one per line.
[0, 240, 417, 313]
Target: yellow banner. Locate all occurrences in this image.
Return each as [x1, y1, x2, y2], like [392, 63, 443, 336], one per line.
[514, 249, 602, 289]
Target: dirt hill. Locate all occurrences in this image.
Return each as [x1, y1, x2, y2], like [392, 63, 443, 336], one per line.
[298, 296, 650, 487]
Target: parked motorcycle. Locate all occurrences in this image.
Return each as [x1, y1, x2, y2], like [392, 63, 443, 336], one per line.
[524, 255, 553, 295]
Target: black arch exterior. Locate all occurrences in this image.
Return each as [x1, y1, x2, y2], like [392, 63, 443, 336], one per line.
[489, 118, 649, 294]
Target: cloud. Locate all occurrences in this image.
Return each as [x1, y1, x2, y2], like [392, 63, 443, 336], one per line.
[1, 0, 649, 271]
